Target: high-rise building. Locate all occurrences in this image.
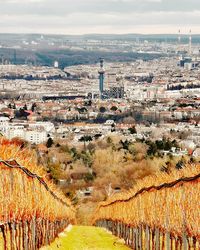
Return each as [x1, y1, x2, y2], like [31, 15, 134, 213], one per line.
[109, 86, 125, 99]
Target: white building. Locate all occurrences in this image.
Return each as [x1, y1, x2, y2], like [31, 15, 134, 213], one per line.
[5, 125, 24, 139]
[0, 117, 49, 144]
[25, 129, 47, 144]
[28, 122, 55, 134]
[0, 117, 9, 133]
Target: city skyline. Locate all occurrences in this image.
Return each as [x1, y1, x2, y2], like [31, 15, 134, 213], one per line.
[0, 0, 199, 34]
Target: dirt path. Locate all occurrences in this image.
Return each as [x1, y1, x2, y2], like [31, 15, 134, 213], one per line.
[41, 225, 130, 250]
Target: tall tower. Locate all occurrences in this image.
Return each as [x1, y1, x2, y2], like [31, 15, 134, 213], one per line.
[98, 58, 105, 99]
[189, 30, 192, 55]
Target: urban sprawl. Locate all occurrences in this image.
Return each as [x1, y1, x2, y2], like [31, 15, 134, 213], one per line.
[0, 37, 200, 158]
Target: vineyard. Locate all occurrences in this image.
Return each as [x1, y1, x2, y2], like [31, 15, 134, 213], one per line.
[93, 164, 200, 249]
[1, 137, 200, 250]
[0, 138, 76, 250]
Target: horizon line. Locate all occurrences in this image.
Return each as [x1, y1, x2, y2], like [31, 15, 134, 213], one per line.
[0, 32, 200, 36]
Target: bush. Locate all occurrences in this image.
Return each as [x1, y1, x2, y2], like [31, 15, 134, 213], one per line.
[46, 138, 54, 148]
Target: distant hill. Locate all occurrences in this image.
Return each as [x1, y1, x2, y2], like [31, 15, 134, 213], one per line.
[0, 48, 164, 68]
[0, 33, 200, 43]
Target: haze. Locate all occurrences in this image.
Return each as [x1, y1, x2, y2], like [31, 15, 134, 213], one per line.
[0, 0, 199, 34]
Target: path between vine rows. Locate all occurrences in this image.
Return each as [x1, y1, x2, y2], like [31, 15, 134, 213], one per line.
[41, 225, 130, 250]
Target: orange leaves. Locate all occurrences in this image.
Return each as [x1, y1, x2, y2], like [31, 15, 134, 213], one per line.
[0, 138, 24, 147]
[0, 139, 76, 225]
[93, 164, 200, 239]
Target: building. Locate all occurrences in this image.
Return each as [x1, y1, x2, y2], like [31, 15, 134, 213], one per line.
[25, 129, 47, 144]
[0, 118, 52, 144]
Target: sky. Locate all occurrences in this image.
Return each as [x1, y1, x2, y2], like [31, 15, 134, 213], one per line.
[0, 0, 199, 34]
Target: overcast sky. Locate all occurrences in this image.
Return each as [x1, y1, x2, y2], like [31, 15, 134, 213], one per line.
[0, 0, 199, 34]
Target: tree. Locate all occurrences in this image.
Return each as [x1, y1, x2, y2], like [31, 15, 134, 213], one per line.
[84, 173, 95, 182]
[79, 135, 93, 143]
[8, 103, 12, 109]
[70, 147, 79, 161]
[110, 106, 118, 112]
[128, 126, 137, 134]
[46, 137, 54, 148]
[10, 137, 28, 148]
[48, 162, 66, 181]
[23, 104, 28, 111]
[120, 139, 131, 151]
[175, 160, 184, 170]
[17, 108, 29, 119]
[84, 100, 92, 106]
[94, 134, 102, 140]
[31, 103, 37, 112]
[99, 107, 106, 113]
[147, 141, 157, 156]
[111, 123, 116, 132]
[106, 137, 113, 145]
[78, 107, 88, 114]
[79, 135, 93, 149]
[80, 150, 93, 168]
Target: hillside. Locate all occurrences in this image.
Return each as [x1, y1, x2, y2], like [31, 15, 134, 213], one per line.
[37, 135, 197, 224]
[0, 136, 199, 249]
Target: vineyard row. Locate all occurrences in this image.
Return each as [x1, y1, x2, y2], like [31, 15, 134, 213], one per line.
[0, 159, 76, 250]
[93, 166, 200, 249]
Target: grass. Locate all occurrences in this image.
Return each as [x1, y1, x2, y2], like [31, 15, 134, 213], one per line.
[41, 226, 130, 250]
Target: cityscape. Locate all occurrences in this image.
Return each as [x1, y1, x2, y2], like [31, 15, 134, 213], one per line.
[0, 34, 199, 148]
[0, 0, 199, 249]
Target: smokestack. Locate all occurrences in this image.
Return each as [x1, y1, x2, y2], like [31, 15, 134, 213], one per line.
[177, 29, 181, 54]
[189, 30, 192, 55]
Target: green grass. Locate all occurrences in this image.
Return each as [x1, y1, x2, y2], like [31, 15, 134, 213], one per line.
[41, 226, 130, 250]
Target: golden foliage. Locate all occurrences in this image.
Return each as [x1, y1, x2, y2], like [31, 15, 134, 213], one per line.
[93, 164, 200, 238]
[0, 138, 76, 224]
